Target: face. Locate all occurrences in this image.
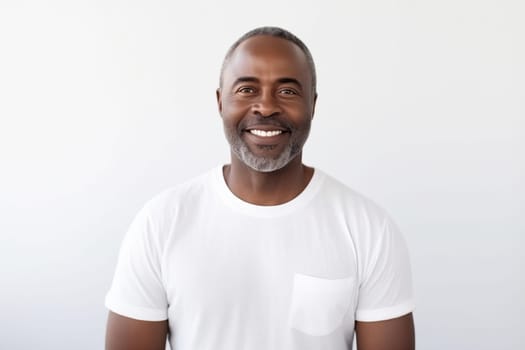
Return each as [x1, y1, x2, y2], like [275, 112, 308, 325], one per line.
[217, 35, 317, 172]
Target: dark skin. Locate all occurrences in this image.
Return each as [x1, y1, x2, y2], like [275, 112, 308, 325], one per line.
[105, 35, 415, 350]
[217, 35, 317, 205]
[105, 312, 168, 350]
[356, 313, 415, 350]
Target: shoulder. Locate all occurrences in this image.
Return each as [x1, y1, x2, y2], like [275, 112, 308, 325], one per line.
[316, 169, 390, 225]
[126, 168, 216, 241]
[314, 169, 405, 256]
[143, 168, 215, 215]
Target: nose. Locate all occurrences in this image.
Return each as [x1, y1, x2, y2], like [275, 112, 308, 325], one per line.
[252, 91, 281, 117]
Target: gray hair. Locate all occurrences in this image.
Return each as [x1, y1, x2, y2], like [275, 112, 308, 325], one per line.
[220, 26, 317, 93]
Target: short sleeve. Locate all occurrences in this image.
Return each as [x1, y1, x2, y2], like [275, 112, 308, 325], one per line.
[355, 216, 415, 322]
[105, 202, 168, 321]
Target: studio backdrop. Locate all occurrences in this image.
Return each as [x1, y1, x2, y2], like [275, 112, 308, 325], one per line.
[0, 1, 523, 349]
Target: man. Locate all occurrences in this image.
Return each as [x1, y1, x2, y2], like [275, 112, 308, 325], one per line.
[105, 26, 415, 350]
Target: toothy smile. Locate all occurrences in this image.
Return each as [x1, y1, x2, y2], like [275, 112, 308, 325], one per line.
[248, 129, 284, 137]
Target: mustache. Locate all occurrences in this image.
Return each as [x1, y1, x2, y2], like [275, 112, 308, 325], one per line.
[241, 116, 293, 131]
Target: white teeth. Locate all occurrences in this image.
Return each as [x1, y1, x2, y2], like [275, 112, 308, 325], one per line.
[249, 129, 283, 137]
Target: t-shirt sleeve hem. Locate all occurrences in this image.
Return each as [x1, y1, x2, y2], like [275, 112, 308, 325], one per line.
[105, 294, 168, 321]
[355, 299, 415, 322]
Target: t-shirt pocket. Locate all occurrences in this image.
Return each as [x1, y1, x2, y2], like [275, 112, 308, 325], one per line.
[288, 273, 354, 336]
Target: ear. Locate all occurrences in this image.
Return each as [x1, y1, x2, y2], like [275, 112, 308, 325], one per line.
[311, 92, 318, 120]
[216, 88, 222, 114]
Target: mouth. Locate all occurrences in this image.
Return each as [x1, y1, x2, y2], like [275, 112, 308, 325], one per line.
[242, 126, 290, 149]
[247, 129, 285, 137]
[243, 122, 290, 137]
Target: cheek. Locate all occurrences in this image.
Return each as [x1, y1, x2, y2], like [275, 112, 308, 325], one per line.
[221, 110, 242, 133]
[284, 105, 312, 123]
[221, 99, 246, 115]
[221, 103, 250, 126]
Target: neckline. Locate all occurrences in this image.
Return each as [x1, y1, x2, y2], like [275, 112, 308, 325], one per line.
[212, 164, 325, 218]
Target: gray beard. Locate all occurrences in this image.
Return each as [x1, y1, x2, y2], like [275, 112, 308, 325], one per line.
[235, 143, 294, 172]
[227, 133, 298, 172]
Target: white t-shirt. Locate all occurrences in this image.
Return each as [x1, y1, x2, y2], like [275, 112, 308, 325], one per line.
[105, 166, 414, 349]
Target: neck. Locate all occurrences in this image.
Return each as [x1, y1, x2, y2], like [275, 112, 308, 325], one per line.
[223, 153, 314, 206]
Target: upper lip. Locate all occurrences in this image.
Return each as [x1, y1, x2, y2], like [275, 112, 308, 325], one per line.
[243, 123, 289, 132]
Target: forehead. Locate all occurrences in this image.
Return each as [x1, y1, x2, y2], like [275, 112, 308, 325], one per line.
[223, 35, 311, 87]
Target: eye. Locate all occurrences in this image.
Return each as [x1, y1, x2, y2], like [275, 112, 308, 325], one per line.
[279, 88, 298, 95]
[236, 87, 256, 94]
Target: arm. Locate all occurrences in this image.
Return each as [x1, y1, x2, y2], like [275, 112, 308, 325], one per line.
[105, 311, 169, 350]
[355, 313, 415, 350]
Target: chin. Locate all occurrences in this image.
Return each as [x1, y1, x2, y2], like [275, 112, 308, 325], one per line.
[236, 146, 299, 173]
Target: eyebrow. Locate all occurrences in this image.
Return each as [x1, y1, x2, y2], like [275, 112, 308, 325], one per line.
[276, 77, 303, 89]
[232, 76, 303, 90]
[232, 76, 259, 86]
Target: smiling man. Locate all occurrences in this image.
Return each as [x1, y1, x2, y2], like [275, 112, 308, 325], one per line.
[105, 27, 415, 350]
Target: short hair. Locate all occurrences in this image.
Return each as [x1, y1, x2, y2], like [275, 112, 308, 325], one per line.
[220, 26, 317, 93]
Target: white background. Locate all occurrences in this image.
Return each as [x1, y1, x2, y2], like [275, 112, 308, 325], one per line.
[0, 0, 523, 349]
